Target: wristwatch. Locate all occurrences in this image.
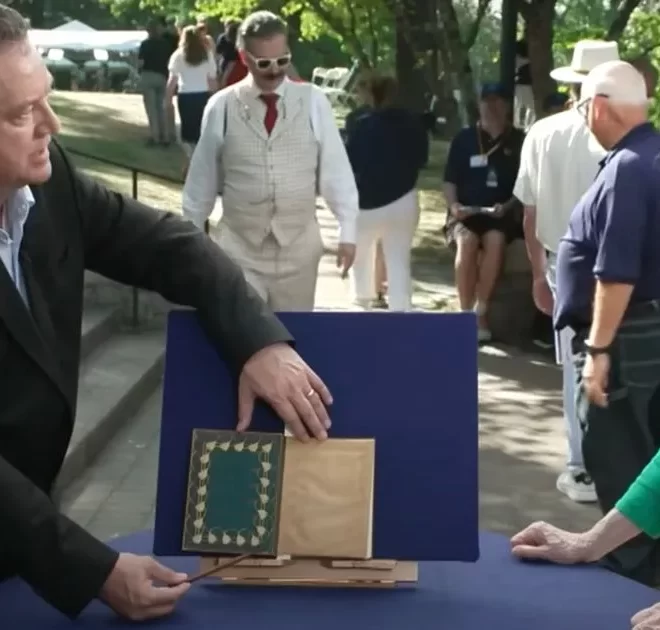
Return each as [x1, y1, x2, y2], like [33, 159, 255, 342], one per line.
[583, 340, 611, 356]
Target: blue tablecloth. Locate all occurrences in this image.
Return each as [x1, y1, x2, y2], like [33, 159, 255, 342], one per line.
[0, 530, 657, 628]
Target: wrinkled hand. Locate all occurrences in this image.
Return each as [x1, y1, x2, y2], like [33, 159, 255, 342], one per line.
[582, 352, 610, 408]
[510, 521, 591, 564]
[99, 553, 190, 621]
[632, 602, 660, 629]
[237, 343, 333, 441]
[532, 276, 554, 316]
[336, 242, 356, 279]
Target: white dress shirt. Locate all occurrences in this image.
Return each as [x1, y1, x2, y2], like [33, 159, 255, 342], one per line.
[513, 108, 606, 253]
[182, 76, 359, 244]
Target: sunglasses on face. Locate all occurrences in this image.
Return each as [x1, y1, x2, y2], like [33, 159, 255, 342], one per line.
[247, 52, 292, 71]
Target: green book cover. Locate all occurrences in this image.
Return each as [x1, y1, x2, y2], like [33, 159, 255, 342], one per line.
[182, 429, 285, 556]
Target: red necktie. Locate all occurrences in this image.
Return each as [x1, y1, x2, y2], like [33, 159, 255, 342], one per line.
[260, 93, 279, 135]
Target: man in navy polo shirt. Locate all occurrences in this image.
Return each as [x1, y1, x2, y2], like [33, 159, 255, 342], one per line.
[443, 83, 524, 341]
[555, 60, 660, 586]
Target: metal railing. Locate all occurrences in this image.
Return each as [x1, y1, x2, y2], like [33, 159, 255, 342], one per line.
[66, 147, 184, 328]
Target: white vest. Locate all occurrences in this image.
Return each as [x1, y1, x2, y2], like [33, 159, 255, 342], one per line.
[220, 82, 319, 248]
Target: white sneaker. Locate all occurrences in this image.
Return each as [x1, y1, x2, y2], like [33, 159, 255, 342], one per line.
[556, 470, 598, 503]
[478, 327, 492, 342]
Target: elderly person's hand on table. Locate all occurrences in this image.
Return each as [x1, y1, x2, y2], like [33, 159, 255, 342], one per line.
[510, 508, 657, 630]
[510, 521, 595, 564]
[632, 604, 660, 630]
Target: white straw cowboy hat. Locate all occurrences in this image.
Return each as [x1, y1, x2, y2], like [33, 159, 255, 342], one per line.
[550, 40, 620, 84]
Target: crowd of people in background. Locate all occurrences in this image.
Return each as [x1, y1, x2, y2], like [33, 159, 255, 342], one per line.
[137, 15, 302, 157]
[5, 0, 660, 622]
[135, 18, 660, 610]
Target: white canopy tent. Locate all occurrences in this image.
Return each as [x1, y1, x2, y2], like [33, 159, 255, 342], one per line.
[51, 20, 96, 33]
[29, 20, 147, 53]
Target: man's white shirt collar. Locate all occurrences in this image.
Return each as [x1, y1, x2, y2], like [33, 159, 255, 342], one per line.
[242, 74, 291, 99]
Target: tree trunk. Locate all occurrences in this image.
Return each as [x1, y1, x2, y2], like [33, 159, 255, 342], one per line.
[521, 0, 557, 115]
[395, 17, 429, 112]
[436, 0, 478, 124]
[606, 0, 642, 40]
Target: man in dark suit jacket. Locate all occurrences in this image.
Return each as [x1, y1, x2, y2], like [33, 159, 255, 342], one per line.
[0, 4, 333, 623]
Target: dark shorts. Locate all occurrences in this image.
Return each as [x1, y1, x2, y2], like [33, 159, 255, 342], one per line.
[177, 91, 211, 144]
[444, 212, 522, 246]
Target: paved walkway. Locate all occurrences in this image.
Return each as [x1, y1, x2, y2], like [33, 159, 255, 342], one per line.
[62, 207, 601, 543]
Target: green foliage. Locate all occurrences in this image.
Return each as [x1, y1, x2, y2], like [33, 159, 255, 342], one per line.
[620, 10, 660, 127]
[552, 7, 660, 126]
[99, 0, 192, 23]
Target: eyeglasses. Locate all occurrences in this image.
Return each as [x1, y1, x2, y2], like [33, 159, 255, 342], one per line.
[576, 93, 610, 119]
[576, 97, 591, 118]
[246, 52, 292, 71]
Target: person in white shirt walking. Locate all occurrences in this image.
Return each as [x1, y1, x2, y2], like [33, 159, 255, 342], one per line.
[513, 40, 621, 504]
[165, 25, 218, 175]
[182, 11, 358, 311]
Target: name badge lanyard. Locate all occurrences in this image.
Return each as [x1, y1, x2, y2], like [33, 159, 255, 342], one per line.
[477, 124, 504, 161]
[478, 124, 502, 187]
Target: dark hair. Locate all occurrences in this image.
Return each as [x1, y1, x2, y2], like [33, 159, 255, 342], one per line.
[366, 74, 398, 108]
[543, 91, 568, 112]
[237, 11, 287, 51]
[225, 19, 240, 43]
[0, 3, 29, 48]
[180, 25, 208, 66]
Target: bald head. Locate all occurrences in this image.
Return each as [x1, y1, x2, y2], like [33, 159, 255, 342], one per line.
[580, 61, 649, 150]
[581, 60, 648, 106]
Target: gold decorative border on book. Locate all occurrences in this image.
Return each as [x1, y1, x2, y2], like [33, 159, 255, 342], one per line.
[182, 430, 281, 554]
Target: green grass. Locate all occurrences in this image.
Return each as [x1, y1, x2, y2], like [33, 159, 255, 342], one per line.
[50, 91, 450, 264]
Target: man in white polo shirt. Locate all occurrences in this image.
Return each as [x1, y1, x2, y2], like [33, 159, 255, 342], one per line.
[513, 40, 620, 504]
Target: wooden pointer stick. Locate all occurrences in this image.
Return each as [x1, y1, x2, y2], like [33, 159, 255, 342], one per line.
[187, 553, 252, 584]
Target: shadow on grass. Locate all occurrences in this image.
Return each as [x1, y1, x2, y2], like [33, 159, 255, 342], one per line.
[51, 93, 185, 181]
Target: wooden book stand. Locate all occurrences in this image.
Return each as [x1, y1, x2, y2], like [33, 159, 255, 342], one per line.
[197, 555, 418, 588]
[184, 430, 417, 587]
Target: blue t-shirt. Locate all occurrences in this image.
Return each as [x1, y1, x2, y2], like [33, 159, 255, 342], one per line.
[444, 125, 525, 208]
[554, 122, 660, 331]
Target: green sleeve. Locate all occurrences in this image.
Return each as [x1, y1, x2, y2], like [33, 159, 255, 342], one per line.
[616, 450, 660, 538]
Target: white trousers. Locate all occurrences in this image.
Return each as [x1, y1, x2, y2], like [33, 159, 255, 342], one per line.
[515, 84, 536, 130]
[351, 189, 420, 311]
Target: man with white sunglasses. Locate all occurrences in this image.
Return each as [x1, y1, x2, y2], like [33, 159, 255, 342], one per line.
[183, 11, 358, 311]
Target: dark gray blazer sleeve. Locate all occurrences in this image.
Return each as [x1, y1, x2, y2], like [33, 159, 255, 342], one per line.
[0, 453, 120, 619]
[57, 144, 294, 370]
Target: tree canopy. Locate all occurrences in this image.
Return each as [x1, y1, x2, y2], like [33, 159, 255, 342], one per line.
[18, 0, 660, 126]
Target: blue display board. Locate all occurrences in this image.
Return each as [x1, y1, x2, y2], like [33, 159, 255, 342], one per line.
[153, 309, 479, 561]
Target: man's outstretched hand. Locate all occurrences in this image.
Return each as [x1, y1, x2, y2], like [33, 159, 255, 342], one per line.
[237, 342, 333, 441]
[100, 553, 190, 621]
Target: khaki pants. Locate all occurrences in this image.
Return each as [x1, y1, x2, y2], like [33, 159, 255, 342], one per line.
[139, 71, 175, 142]
[214, 223, 324, 311]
